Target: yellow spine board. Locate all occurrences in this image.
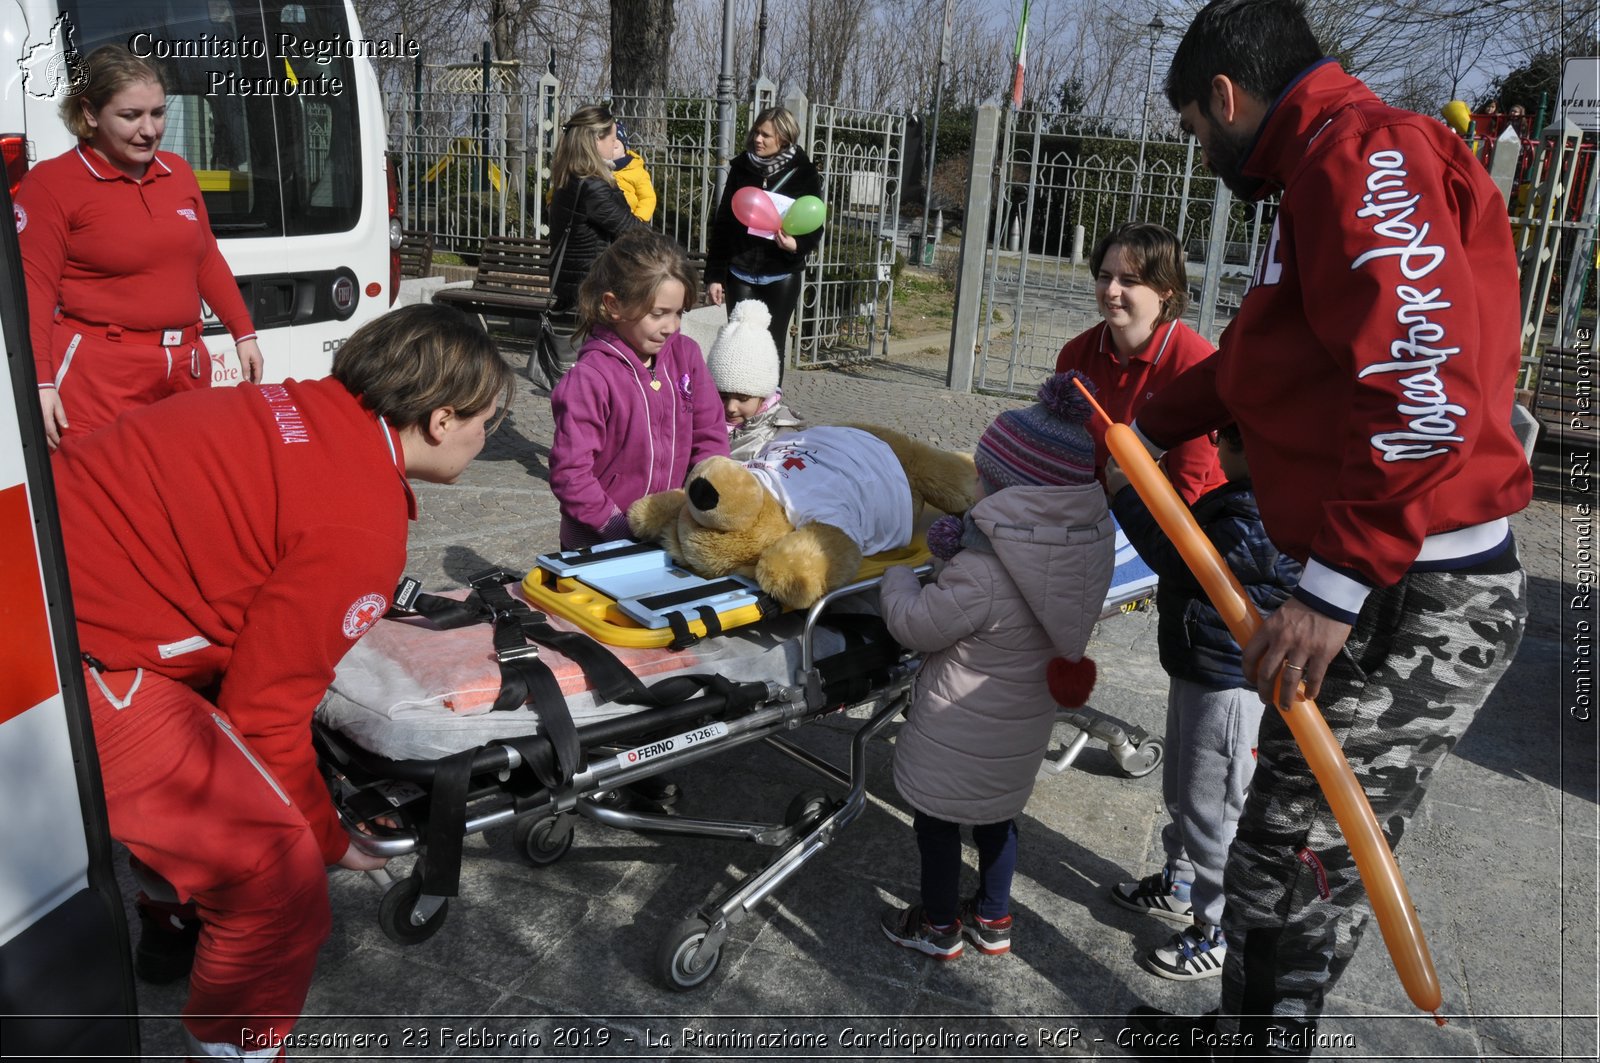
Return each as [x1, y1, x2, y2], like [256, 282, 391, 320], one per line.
[521, 536, 931, 649]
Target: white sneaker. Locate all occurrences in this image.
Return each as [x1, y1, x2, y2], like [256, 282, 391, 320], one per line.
[1141, 923, 1226, 981]
[1110, 868, 1195, 925]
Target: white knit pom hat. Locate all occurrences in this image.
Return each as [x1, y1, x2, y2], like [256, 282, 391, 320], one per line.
[705, 300, 780, 398]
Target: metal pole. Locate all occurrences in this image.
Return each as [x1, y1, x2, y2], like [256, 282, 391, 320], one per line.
[1132, 15, 1164, 220]
[918, 0, 956, 266]
[949, 104, 1002, 393]
[714, 0, 737, 208]
[752, 0, 768, 94]
[479, 42, 491, 204]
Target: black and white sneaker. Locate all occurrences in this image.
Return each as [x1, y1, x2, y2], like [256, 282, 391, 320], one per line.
[1141, 923, 1227, 981]
[1110, 867, 1195, 925]
[880, 904, 963, 959]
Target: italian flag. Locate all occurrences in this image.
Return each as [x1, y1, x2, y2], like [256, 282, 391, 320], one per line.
[1011, 0, 1031, 108]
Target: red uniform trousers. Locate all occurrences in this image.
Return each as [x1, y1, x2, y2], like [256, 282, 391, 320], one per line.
[49, 321, 210, 448]
[83, 664, 330, 1060]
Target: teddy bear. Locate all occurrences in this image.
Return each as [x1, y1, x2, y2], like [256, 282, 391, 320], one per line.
[625, 424, 977, 610]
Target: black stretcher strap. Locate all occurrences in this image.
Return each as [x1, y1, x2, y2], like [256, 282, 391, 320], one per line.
[416, 748, 475, 897]
[562, 540, 661, 563]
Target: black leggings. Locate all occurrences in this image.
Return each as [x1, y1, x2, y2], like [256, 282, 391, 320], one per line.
[725, 272, 803, 381]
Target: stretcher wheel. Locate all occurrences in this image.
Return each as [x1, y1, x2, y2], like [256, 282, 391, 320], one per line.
[1123, 736, 1164, 779]
[785, 790, 835, 831]
[513, 815, 573, 866]
[377, 875, 449, 945]
[656, 916, 721, 990]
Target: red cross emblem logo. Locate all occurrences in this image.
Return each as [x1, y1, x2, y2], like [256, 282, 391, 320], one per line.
[342, 593, 389, 638]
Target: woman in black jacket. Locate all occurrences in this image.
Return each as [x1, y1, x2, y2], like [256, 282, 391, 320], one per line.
[548, 105, 650, 308]
[705, 106, 823, 376]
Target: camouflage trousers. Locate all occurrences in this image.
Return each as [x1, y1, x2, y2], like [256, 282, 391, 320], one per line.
[1217, 563, 1527, 1035]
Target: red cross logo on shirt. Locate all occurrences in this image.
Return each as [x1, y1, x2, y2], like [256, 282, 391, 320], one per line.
[342, 593, 389, 638]
[782, 456, 807, 471]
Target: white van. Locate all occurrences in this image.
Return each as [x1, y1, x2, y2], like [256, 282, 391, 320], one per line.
[0, 0, 400, 383]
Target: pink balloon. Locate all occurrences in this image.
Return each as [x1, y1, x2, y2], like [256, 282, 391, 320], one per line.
[731, 186, 781, 231]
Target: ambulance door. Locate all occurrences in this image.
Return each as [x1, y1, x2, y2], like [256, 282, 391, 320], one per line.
[0, 167, 136, 1055]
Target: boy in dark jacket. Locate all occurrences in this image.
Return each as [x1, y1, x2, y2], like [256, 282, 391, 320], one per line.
[1105, 423, 1301, 980]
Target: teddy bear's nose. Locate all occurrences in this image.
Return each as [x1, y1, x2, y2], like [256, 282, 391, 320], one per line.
[687, 477, 720, 511]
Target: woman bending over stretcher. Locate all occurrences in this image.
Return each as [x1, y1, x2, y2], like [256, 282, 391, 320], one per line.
[53, 304, 513, 1061]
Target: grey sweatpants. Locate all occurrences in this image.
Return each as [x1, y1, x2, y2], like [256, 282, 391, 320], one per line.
[1217, 565, 1527, 1033]
[1161, 677, 1264, 927]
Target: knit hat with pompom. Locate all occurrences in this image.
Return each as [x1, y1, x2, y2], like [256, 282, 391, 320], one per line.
[705, 300, 780, 398]
[973, 370, 1098, 493]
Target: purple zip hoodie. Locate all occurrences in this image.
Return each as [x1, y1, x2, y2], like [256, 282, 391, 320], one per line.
[548, 325, 728, 548]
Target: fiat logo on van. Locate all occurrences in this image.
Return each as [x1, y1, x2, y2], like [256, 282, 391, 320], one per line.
[331, 275, 356, 314]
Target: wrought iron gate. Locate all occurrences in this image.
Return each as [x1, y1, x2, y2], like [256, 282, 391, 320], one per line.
[390, 60, 558, 254]
[796, 104, 905, 368]
[972, 107, 1276, 395]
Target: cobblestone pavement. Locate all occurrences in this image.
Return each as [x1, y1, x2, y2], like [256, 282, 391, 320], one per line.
[127, 327, 1594, 1061]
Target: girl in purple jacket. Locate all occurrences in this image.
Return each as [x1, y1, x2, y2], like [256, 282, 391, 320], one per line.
[548, 231, 728, 549]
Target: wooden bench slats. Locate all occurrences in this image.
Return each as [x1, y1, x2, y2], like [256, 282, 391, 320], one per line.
[430, 233, 713, 323]
[397, 228, 434, 279]
[432, 235, 560, 323]
[1530, 345, 1595, 449]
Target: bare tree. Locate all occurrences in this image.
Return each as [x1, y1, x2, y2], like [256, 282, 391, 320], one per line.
[612, 0, 676, 138]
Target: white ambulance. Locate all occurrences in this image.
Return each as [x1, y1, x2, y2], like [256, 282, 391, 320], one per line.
[0, 0, 401, 383]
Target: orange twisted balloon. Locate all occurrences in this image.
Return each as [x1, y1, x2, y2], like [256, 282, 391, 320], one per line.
[1075, 378, 1444, 1022]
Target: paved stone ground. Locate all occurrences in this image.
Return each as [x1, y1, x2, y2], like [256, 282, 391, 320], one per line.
[124, 321, 1596, 1061]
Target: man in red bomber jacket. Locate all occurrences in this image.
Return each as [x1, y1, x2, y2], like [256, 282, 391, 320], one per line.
[54, 304, 511, 1061]
[1123, 1, 1529, 1054]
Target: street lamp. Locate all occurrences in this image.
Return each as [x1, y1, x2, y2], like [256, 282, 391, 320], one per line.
[1132, 13, 1166, 219]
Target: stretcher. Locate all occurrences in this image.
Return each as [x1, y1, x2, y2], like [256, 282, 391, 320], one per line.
[312, 525, 1159, 990]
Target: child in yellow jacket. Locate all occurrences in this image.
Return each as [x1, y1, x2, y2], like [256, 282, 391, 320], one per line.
[612, 121, 657, 221]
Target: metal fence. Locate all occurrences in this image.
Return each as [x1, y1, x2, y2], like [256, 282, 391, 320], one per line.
[967, 106, 1279, 396]
[386, 57, 907, 367]
[796, 104, 905, 368]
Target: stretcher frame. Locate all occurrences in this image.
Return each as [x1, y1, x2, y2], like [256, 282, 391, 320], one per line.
[313, 570, 923, 990]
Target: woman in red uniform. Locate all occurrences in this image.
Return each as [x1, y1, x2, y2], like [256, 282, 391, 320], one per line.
[54, 304, 512, 1060]
[16, 44, 263, 451]
[1054, 223, 1223, 505]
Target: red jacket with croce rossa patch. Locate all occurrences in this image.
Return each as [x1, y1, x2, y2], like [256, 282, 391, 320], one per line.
[54, 378, 416, 861]
[1134, 61, 1531, 623]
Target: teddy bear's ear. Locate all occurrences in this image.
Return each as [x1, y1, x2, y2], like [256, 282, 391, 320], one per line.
[687, 477, 720, 512]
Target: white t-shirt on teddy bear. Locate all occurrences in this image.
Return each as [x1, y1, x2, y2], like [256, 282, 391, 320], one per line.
[744, 427, 914, 556]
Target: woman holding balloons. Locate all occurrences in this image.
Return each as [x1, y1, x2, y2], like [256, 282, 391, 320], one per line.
[705, 106, 824, 378]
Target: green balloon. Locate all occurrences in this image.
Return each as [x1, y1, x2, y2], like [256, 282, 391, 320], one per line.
[781, 195, 827, 236]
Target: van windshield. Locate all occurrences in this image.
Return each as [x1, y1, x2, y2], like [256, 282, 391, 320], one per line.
[59, 0, 362, 237]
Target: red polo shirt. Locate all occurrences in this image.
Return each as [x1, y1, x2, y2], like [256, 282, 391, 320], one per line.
[16, 146, 255, 386]
[1055, 319, 1225, 505]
